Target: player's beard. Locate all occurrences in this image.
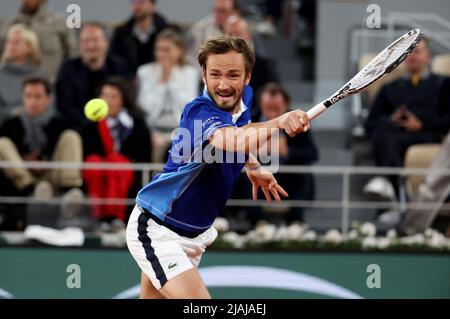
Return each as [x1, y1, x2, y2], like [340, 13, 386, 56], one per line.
[209, 87, 243, 113]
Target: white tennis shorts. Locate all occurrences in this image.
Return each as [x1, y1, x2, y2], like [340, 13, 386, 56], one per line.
[126, 205, 218, 290]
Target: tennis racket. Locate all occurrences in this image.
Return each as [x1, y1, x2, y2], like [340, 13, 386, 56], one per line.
[306, 28, 423, 120]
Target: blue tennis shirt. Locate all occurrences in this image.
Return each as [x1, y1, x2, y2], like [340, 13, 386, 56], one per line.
[136, 85, 253, 234]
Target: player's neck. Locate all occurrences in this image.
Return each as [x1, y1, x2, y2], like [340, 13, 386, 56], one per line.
[230, 101, 242, 115]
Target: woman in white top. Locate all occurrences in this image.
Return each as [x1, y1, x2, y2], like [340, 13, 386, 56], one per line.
[137, 28, 200, 163]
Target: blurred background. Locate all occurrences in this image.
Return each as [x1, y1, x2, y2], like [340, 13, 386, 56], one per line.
[0, 0, 449, 299]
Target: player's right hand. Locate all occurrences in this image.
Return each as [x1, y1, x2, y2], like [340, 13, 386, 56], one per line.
[277, 109, 311, 137]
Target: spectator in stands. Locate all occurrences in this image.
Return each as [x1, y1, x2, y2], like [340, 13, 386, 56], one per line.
[364, 38, 450, 207]
[257, 0, 286, 36]
[110, 0, 168, 75]
[186, 0, 239, 68]
[81, 76, 152, 223]
[137, 28, 199, 163]
[0, 24, 47, 125]
[401, 130, 450, 237]
[242, 83, 319, 224]
[0, 0, 78, 80]
[223, 15, 279, 119]
[0, 76, 83, 201]
[56, 22, 131, 132]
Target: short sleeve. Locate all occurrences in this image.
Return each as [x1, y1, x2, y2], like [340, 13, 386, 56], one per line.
[187, 103, 234, 147]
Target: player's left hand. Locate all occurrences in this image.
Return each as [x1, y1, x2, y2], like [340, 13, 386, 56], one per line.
[246, 166, 289, 202]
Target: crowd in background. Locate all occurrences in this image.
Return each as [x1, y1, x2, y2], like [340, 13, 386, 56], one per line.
[0, 0, 318, 231]
[0, 0, 449, 236]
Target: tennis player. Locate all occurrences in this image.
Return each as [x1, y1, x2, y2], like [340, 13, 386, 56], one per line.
[126, 35, 311, 299]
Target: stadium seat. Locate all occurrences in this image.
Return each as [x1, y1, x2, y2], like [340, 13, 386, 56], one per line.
[404, 143, 441, 197]
[431, 53, 450, 76]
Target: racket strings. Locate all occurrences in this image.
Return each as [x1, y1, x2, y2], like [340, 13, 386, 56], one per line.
[352, 33, 420, 89]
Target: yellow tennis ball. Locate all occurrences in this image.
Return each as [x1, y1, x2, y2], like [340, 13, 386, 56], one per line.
[84, 98, 109, 122]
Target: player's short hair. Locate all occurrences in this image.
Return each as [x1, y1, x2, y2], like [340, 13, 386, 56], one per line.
[197, 35, 255, 75]
[22, 76, 52, 96]
[258, 82, 291, 105]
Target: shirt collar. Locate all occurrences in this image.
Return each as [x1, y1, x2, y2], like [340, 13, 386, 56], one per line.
[231, 100, 246, 123]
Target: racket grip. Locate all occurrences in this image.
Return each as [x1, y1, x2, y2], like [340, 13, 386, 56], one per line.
[306, 102, 327, 120]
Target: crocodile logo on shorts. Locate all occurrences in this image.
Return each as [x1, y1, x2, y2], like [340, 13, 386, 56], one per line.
[168, 262, 178, 270]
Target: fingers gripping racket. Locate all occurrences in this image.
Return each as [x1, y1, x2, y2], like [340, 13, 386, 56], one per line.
[306, 28, 423, 120]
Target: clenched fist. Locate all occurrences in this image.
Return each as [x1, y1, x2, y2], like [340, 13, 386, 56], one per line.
[277, 109, 311, 137]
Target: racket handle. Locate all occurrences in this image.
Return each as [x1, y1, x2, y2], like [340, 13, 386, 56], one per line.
[306, 101, 327, 120]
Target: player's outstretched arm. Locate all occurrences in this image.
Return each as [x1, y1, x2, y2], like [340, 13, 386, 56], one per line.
[210, 109, 311, 154]
[245, 153, 289, 202]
